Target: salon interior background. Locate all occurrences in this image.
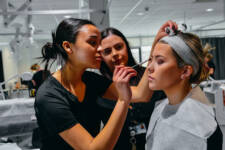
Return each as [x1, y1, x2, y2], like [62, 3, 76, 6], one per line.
[0, 0, 225, 87]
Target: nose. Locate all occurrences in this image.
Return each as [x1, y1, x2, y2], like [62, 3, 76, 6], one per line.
[112, 50, 119, 60]
[112, 49, 118, 57]
[147, 62, 154, 74]
[97, 45, 102, 52]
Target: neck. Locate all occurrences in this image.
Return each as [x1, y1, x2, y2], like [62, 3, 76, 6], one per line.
[63, 62, 86, 84]
[54, 62, 86, 86]
[164, 81, 192, 105]
[53, 62, 87, 102]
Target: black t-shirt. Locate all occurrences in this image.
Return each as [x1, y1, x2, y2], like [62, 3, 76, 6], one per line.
[34, 71, 112, 150]
[32, 70, 51, 90]
[207, 60, 216, 78]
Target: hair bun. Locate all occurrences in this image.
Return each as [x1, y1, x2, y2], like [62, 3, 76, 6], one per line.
[203, 43, 216, 56]
[42, 42, 57, 60]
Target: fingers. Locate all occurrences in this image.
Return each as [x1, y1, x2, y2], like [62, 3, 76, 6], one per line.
[160, 20, 178, 32]
[123, 72, 137, 82]
[113, 65, 124, 77]
[113, 66, 137, 102]
[168, 20, 178, 30]
[119, 68, 136, 80]
[113, 66, 137, 82]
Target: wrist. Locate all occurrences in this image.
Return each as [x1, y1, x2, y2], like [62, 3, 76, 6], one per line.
[117, 98, 130, 106]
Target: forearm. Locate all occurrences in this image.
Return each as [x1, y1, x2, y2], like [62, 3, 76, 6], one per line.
[59, 99, 130, 150]
[130, 40, 158, 103]
[131, 68, 153, 102]
[89, 100, 129, 150]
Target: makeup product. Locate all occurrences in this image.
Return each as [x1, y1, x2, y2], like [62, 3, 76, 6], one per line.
[132, 59, 149, 68]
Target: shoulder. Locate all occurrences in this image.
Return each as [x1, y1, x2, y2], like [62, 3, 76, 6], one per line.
[32, 70, 43, 79]
[34, 70, 43, 76]
[171, 98, 217, 139]
[187, 98, 215, 116]
[35, 76, 67, 107]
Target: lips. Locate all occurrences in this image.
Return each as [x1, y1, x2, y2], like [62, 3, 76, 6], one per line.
[148, 75, 154, 81]
[96, 56, 102, 61]
[113, 59, 122, 65]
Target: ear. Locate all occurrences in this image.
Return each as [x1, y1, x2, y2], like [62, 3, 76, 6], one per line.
[180, 65, 193, 80]
[62, 41, 73, 54]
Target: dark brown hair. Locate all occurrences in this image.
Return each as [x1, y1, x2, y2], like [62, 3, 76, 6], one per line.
[40, 18, 95, 70]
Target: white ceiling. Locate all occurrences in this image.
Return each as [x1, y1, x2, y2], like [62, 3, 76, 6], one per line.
[110, 0, 225, 37]
[0, 0, 224, 44]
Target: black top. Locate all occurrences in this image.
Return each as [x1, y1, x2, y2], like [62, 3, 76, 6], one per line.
[207, 60, 216, 78]
[97, 66, 166, 150]
[32, 70, 51, 90]
[34, 71, 112, 150]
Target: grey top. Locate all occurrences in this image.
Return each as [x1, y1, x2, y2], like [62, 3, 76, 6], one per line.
[146, 86, 217, 150]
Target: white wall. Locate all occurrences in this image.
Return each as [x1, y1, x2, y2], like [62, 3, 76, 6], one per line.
[1, 39, 58, 88]
[2, 47, 19, 87]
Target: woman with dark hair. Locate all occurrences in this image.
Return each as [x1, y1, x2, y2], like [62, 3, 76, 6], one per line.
[34, 18, 138, 150]
[100, 27, 137, 79]
[98, 27, 167, 150]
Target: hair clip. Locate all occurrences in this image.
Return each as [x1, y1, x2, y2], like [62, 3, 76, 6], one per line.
[165, 27, 176, 36]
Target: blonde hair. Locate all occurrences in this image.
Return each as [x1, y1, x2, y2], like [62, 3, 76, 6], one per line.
[203, 43, 216, 60]
[173, 32, 209, 84]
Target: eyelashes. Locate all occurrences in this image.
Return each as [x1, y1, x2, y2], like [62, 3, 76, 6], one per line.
[101, 48, 111, 56]
[88, 40, 97, 47]
[157, 60, 164, 64]
[101, 43, 124, 56]
[148, 57, 164, 65]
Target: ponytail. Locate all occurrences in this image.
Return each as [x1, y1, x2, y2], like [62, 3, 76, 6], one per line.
[41, 41, 57, 71]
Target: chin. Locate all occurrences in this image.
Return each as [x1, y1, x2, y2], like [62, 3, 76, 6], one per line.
[95, 63, 101, 69]
[92, 60, 101, 68]
[148, 83, 160, 91]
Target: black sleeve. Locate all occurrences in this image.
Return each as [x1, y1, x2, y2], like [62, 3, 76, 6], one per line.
[83, 71, 112, 96]
[207, 125, 223, 150]
[35, 91, 78, 135]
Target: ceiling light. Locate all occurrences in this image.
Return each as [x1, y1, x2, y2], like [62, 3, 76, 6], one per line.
[206, 8, 214, 12]
[64, 15, 71, 18]
[137, 12, 144, 16]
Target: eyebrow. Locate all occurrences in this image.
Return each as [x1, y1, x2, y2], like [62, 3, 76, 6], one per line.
[114, 42, 123, 45]
[154, 55, 165, 59]
[89, 35, 98, 39]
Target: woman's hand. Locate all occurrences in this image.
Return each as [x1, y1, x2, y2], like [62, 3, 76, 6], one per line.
[154, 20, 178, 45]
[113, 66, 137, 102]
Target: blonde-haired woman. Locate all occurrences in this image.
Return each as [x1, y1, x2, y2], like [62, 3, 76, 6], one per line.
[145, 31, 222, 150]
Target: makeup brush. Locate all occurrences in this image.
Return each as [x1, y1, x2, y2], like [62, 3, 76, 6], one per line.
[131, 59, 149, 68]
